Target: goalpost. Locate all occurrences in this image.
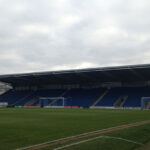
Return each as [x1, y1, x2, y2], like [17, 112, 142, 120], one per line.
[141, 97, 150, 110]
[39, 97, 66, 108]
[0, 102, 8, 108]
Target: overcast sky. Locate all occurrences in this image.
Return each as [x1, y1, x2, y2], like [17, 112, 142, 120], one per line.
[0, 0, 150, 74]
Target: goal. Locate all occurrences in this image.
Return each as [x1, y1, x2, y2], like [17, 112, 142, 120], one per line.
[141, 97, 150, 110]
[0, 102, 8, 108]
[39, 97, 66, 108]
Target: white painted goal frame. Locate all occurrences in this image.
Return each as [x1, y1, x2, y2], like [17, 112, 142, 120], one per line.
[141, 97, 150, 110]
[39, 97, 66, 107]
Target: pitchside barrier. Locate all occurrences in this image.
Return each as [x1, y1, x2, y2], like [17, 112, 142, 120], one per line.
[90, 106, 141, 110]
[44, 106, 81, 109]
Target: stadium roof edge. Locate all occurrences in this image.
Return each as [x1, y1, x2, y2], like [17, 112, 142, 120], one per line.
[0, 64, 150, 87]
[0, 63, 150, 78]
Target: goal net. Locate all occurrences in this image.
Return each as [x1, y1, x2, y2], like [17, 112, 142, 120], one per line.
[0, 102, 8, 108]
[39, 97, 66, 108]
[141, 97, 150, 110]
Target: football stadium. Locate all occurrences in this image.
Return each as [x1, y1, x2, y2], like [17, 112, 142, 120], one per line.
[0, 64, 150, 150]
[1, 0, 150, 149]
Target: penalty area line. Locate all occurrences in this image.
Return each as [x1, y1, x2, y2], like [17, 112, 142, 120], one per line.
[53, 136, 144, 150]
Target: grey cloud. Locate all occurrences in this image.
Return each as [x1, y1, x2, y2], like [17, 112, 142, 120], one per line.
[0, 0, 150, 74]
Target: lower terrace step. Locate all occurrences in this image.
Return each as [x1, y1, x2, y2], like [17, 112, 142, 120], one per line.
[114, 96, 128, 107]
[90, 88, 110, 107]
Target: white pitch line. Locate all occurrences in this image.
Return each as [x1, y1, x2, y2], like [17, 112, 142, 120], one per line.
[53, 136, 104, 150]
[54, 136, 144, 150]
[16, 120, 150, 150]
[103, 136, 144, 146]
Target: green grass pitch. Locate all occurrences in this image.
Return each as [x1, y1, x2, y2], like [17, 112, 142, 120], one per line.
[0, 108, 150, 150]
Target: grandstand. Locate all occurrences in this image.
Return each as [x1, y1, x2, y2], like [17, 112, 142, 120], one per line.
[0, 64, 150, 109]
